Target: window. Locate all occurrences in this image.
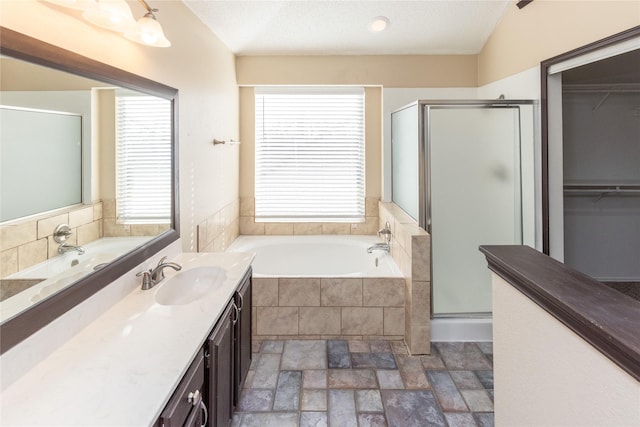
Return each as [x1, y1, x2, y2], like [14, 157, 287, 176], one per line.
[115, 93, 172, 224]
[255, 87, 365, 222]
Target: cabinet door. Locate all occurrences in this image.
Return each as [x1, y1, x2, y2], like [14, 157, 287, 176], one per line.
[159, 350, 206, 427]
[208, 301, 234, 427]
[234, 270, 252, 405]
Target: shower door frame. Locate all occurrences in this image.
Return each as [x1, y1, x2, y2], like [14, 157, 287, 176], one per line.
[418, 100, 536, 317]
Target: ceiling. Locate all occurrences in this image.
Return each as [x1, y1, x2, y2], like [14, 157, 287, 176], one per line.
[182, 0, 511, 56]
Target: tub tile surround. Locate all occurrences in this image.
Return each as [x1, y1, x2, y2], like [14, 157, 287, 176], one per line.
[379, 202, 431, 355]
[1, 199, 169, 280]
[197, 198, 240, 252]
[253, 277, 406, 341]
[239, 196, 380, 236]
[0, 202, 104, 278]
[101, 199, 170, 238]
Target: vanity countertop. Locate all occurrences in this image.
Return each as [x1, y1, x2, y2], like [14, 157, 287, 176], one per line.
[0, 251, 254, 426]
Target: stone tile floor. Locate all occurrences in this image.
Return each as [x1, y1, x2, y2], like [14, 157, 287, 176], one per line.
[233, 339, 494, 427]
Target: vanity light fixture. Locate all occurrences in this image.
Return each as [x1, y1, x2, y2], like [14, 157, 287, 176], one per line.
[42, 0, 171, 47]
[368, 16, 390, 33]
[124, 4, 171, 47]
[82, 0, 137, 33]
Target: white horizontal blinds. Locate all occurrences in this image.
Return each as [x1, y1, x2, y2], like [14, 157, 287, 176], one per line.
[115, 94, 172, 224]
[255, 87, 365, 222]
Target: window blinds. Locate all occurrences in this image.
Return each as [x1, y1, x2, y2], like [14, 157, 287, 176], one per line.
[115, 94, 172, 224]
[254, 87, 365, 222]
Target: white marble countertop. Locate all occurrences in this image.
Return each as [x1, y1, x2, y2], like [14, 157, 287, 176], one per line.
[0, 251, 254, 426]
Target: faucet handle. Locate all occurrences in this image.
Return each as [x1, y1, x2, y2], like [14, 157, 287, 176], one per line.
[136, 270, 153, 290]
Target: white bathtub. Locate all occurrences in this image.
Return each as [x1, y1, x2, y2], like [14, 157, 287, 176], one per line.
[227, 235, 402, 278]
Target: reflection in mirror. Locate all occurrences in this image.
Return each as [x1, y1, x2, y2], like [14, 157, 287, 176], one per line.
[0, 55, 172, 324]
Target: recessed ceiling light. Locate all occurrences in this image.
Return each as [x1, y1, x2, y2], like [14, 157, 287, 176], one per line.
[368, 16, 390, 33]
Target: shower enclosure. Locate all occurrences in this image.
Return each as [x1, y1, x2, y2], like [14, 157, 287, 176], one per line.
[391, 100, 536, 316]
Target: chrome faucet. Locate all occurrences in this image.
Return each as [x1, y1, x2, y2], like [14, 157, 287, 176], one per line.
[53, 224, 85, 255]
[58, 242, 86, 255]
[137, 256, 182, 290]
[367, 221, 392, 253]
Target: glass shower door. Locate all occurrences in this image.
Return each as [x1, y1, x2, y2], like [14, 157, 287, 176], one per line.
[428, 106, 523, 315]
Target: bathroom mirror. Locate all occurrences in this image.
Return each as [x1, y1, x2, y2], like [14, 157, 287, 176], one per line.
[0, 27, 180, 353]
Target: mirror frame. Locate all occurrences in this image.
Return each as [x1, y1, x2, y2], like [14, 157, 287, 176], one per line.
[0, 27, 180, 354]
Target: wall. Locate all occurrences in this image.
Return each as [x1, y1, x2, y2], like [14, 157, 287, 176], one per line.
[478, 0, 640, 85]
[492, 273, 640, 426]
[0, 0, 240, 253]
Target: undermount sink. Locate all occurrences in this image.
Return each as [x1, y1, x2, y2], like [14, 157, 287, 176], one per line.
[154, 266, 226, 306]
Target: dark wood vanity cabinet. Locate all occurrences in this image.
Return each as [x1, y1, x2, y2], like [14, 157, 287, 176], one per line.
[233, 272, 252, 406]
[207, 300, 235, 427]
[156, 350, 207, 427]
[155, 268, 252, 427]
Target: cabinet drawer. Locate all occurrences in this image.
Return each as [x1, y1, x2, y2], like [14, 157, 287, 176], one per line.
[159, 350, 206, 427]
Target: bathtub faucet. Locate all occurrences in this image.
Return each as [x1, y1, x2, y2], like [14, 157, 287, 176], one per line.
[58, 242, 85, 255]
[368, 221, 392, 253]
[367, 242, 390, 253]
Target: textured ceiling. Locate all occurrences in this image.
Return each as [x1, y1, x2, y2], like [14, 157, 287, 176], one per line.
[183, 0, 511, 56]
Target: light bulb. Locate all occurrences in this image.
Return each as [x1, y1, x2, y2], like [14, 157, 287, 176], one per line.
[82, 0, 136, 33]
[125, 14, 171, 47]
[368, 16, 390, 33]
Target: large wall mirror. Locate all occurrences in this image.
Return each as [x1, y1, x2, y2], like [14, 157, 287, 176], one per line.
[0, 27, 180, 353]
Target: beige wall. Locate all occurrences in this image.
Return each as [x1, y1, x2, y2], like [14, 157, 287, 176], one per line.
[478, 0, 640, 85]
[236, 55, 477, 88]
[492, 273, 640, 426]
[0, 0, 240, 252]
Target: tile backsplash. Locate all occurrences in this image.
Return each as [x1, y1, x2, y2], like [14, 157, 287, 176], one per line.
[0, 202, 103, 278]
[239, 197, 380, 236]
[197, 199, 240, 252]
[0, 199, 170, 279]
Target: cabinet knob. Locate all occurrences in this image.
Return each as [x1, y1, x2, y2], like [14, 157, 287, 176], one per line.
[188, 389, 201, 406]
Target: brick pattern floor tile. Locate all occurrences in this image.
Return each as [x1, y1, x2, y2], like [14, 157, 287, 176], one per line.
[234, 339, 494, 427]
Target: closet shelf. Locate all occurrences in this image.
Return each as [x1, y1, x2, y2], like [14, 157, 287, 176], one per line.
[563, 184, 640, 197]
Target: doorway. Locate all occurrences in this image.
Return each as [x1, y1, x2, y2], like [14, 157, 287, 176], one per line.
[542, 27, 640, 297]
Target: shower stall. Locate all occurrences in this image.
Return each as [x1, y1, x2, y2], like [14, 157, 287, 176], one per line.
[391, 100, 536, 316]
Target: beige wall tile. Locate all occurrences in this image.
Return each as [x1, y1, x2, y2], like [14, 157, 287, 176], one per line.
[350, 217, 378, 235]
[279, 278, 320, 306]
[1, 248, 18, 277]
[256, 307, 298, 335]
[411, 235, 430, 282]
[240, 197, 254, 217]
[293, 223, 323, 235]
[240, 217, 265, 235]
[384, 307, 405, 336]
[321, 223, 350, 235]
[69, 206, 95, 228]
[265, 223, 294, 235]
[18, 238, 47, 271]
[197, 223, 208, 251]
[93, 202, 103, 220]
[299, 307, 341, 335]
[102, 199, 116, 219]
[1, 221, 37, 251]
[407, 323, 430, 355]
[252, 278, 279, 306]
[341, 307, 383, 335]
[36, 213, 69, 239]
[366, 197, 379, 218]
[77, 221, 100, 245]
[363, 278, 405, 307]
[102, 219, 131, 237]
[321, 278, 362, 306]
[252, 307, 257, 336]
[410, 281, 431, 325]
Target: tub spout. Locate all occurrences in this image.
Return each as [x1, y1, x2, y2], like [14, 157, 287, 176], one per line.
[367, 242, 390, 253]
